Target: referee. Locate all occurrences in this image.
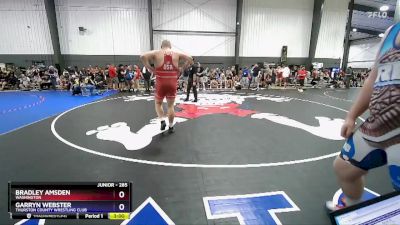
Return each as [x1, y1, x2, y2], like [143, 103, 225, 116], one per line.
[184, 62, 203, 102]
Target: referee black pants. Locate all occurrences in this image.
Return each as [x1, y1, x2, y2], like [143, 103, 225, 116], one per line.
[186, 78, 197, 100]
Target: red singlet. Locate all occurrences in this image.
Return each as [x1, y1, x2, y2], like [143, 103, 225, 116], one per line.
[154, 51, 179, 100]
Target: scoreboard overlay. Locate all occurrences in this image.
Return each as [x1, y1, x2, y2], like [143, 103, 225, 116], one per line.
[9, 182, 131, 219]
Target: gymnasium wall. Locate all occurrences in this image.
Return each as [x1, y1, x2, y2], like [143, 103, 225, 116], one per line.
[55, 0, 150, 55]
[152, 0, 236, 57]
[314, 0, 349, 59]
[0, 0, 53, 55]
[348, 38, 381, 69]
[0, 0, 350, 68]
[239, 0, 314, 58]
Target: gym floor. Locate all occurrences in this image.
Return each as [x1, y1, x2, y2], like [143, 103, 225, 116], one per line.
[0, 88, 394, 225]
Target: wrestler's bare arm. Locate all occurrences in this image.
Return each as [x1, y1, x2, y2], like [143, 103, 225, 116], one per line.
[140, 50, 158, 73]
[178, 53, 194, 70]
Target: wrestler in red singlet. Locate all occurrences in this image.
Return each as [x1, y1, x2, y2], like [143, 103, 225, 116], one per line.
[154, 51, 179, 101]
[140, 40, 193, 132]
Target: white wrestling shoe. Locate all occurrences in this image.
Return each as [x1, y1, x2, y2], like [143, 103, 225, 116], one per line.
[325, 200, 346, 212]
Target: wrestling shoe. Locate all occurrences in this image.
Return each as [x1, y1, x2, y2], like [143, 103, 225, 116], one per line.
[325, 198, 346, 213]
[160, 120, 166, 130]
[168, 126, 174, 133]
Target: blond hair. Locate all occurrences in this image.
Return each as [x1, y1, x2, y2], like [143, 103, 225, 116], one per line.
[161, 40, 171, 48]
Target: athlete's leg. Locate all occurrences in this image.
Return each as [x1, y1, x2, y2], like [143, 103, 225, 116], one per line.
[331, 130, 387, 208]
[154, 98, 166, 130]
[333, 156, 367, 202]
[386, 144, 400, 191]
[166, 98, 175, 127]
[154, 98, 164, 120]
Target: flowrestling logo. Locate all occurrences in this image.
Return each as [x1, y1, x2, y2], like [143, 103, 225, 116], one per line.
[367, 11, 388, 19]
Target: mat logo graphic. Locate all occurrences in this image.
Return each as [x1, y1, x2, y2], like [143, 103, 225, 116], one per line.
[86, 93, 345, 151]
[86, 119, 188, 150]
[203, 191, 300, 225]
[121, 197, 175, 225]
[16, 198, 174, 225]
[14, 219, 45, 225]
[17, 189, 379, 225]
[18, 192, 301, 225]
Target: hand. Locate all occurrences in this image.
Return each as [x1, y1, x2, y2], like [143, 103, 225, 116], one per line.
[341, 117, 356, 138]
[193, 82, 197, 86]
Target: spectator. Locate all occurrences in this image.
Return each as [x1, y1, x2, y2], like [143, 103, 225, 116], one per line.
[46, 66, 58, 90]
[32, 73, 42, 90]
[233, 72, 241, 90]
[297, 66, 307, 92]
[71, 75, 82, 95]
[40, 71, 52, 90]
[249, 64, 260, 90]
[95, 69, 106, 89]
[142, 65, 152, 93]
[353, 72, 361, 87]
[59, 71, 69, 90]
[219, 70, 226, 89]
[199, 67, 208, 91]
[104, 65, 111, 89]
[108, 64, 118, 90]
[82, 74, 96, 96]
[0, 71, 9, 91]
[241, 67, 250, 88]
[276, 66, 283, 87]
[291, 65, 298, 84]
[8, 72, 19, 89]
[264, 67, 273, 88]
[117, 64, 126, 91]
[344, 66, 353, 89]
[311, 69, 319, 87]
[282, 64, 290, 89]
[133, 65, 142, 93]
[225, 69, 234, 90]
[210, 70, 219, 89]
[125, 65, 134, 92]
[19, 74, 31, 90]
